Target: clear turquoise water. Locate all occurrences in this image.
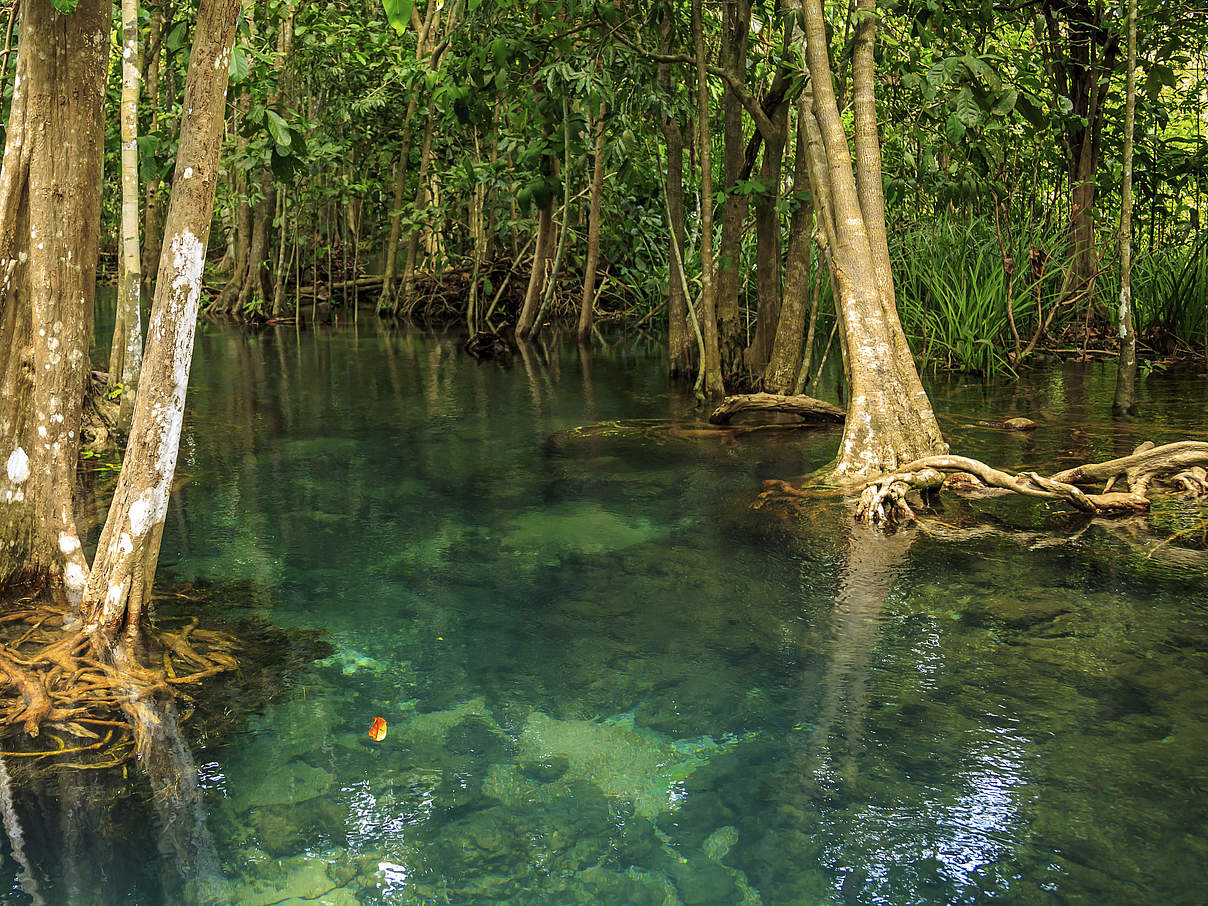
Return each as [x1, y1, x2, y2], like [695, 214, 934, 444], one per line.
[4, 319, 1208, 905]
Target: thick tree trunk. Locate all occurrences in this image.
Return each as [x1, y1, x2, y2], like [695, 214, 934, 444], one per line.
[692, 0, 724, 395]
[400, 112, 437, 307]
[799, 0, 945, 482]
[112, 0, 144, 431]
[1113, 0, 1137, 417]
[716, 0, 750, 374]
[0, 0, 109, 600]
[577, 102, 606, 343]
[83, 0, 240, 638]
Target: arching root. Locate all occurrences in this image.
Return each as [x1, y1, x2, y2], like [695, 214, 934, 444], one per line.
[0, 602, 239, 763]
[856, 441, 1208, 526]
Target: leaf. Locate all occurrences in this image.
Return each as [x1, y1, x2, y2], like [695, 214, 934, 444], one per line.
[165, 20, 188, 52]
[368, 717, 387, 741]
[961, 54, 1000, 92]
[467, 0, 483, 9]
[946, 111, 966, 145]
[229, 46, 249, 83]
[1015, 93, 1046, 129]
[990, 89, 1017, 116]
[955, 87, 980, 127]
[381, 0, 414, 33]
[265, 109, 290, 147]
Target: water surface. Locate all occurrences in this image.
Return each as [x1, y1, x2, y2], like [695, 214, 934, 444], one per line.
[4, 320, 1207, 905]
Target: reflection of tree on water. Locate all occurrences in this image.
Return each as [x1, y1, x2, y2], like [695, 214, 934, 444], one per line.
[1, 657, 228, 905]
[114, 642, 229, 905]
[808, 522, 913, 789]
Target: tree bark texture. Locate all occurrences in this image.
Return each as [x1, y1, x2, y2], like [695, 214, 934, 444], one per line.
[0, 0, 109, 600]
[83, 0, 240, 637]
[113, 0, 144, 431]
[798, 0, 946, 482]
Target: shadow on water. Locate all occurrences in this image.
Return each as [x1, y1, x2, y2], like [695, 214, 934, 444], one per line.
[4, 313, 1204, 904]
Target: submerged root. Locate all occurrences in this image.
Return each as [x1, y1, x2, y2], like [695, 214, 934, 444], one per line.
[0, 602, 239, 764]
[855, 441, 1208, 527]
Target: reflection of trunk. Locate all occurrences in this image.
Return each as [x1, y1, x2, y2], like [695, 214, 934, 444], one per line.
[1112, 0, 1137, 417]
[116, 658, 227, 901]
[692, 0, 724, 395]
[747, 94, 790, 374]
[798, 0, 946, 481]
[811, 523, 913, 784]
[716, 0, 751, 373]
[764, 97, 814, 394]
[0, 0, 109, 599]
[658, 16, 694, 377]
[577, 102, 606, 343]
[111, 0, 144, 433]
[83, 0, 239, 637]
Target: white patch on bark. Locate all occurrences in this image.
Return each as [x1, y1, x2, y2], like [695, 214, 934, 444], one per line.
[58, 532, 81, 555]
[5, 448, 29, 484]
[117, 533, 134, 556]
[183, 167, 193, 178]
[1118, 285, 1132, 340]
[129, 488, 156, 536]
[64, 563, 87, 600]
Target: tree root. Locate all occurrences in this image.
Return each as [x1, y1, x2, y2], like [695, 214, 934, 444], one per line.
[855, 441, 1208, 526]
[0, 601, 239, 764]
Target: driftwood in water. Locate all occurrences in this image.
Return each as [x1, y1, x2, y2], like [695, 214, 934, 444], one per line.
[709, 393, 845, 425]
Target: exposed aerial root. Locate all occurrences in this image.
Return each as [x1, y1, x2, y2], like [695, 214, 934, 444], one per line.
[0, 603, 239, 764]
[855, 441, 1208, 526]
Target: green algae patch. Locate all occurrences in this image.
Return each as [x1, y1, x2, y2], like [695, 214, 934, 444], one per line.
[484, 710, 735, 818]
[499, 502, 666, 562]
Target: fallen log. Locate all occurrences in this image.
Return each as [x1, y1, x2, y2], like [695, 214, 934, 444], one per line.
[709, 393, 845, 425]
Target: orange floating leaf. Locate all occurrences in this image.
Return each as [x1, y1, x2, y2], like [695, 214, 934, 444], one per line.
[368, 717, 387, 741]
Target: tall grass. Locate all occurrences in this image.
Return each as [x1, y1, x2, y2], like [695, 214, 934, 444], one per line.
[892, 215, 1071, 377]
[1131, 237, 1208, 354]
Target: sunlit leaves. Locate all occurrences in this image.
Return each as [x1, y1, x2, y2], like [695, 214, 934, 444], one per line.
[381, 0, 414, 33]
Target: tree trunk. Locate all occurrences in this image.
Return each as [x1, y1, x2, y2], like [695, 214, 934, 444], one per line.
[764, 97, 814, 394]
[798, 0, 946, 482]
[692, 0, 724, 395]
[658, 12, 694, 377]
[237, 183, 274, 314]
[716, 0, 751, 374]
[577, 101, 606, 343]
[0, 0, 109, 600]
[400, 111, 437, 307]
[83, 0, 240, 638]
[141, 8, 165, 300]
[514, 200, 554, 340]
[746, 93, 789, 374]
[112, 0, 144, 431]
[1112, 0, 1137, 417]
